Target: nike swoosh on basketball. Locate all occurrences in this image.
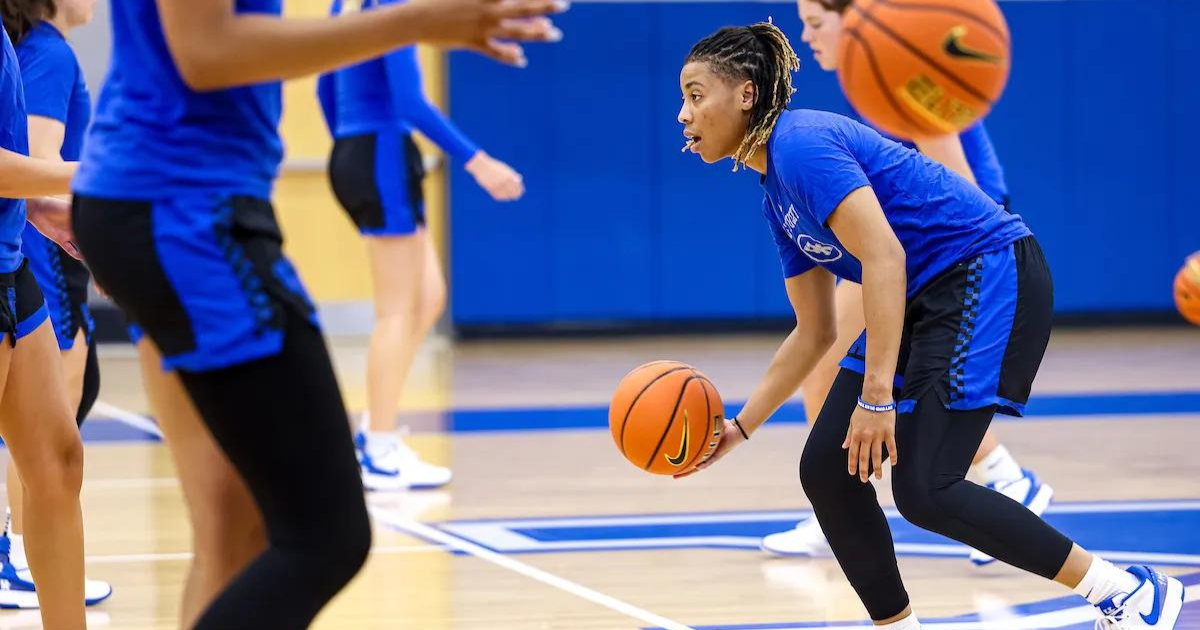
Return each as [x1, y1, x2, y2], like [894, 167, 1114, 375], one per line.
[943, 26, 1001, 64]
[666, 411, 690, 466]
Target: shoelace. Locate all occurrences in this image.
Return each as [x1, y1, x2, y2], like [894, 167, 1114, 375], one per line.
[1094, 598, 1130, 630]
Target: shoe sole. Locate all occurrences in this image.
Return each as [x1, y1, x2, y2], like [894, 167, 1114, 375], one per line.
[970, 483, 1056, 566]
[0, 590, 38, 610]
[759, 537, 832, 558]
[362, 473, 452, 492]
[1158, 575, 1184, 628]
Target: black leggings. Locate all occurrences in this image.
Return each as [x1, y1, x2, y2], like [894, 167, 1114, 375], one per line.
[75, 335, 99, 426]
[799, 369, 1074, 620]
[178, 310, 371, 630]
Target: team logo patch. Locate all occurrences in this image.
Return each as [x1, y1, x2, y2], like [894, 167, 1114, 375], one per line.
[796, 234, 843, 263]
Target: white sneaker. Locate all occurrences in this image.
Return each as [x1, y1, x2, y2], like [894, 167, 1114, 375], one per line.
[1094, 566, 1184, 629]
[760, 517, 833, 557]
[970, 468, 1054, 566]
[0, 562, 113, 609]
[355, 430, 453, 492]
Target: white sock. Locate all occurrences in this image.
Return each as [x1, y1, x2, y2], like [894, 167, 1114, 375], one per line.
[971, 445, 1023, 485]
[364, 431, 399, 459]
[9, 533, 26, 571]
[876, 612, 921, 629]
[1074, 556, 1141, 605]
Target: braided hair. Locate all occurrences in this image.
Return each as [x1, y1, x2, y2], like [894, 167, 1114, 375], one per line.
[686, 20, 801, 170]
[1, 0, 56, 45]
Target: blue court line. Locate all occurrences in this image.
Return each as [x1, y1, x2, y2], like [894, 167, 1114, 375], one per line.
[73, 390, 1200, 443]
[432, 499, 1200, 566]
[441, 390, 1200, 433]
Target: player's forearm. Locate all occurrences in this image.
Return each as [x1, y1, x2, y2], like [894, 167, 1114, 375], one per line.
[860, 254, 906, 404]
[738, 326, 837, 432]
[164, 4, 438, 91]
[0, 149, 76, 198]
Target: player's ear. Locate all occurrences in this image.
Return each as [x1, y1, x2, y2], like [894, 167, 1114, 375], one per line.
[739, 80, 756, 112]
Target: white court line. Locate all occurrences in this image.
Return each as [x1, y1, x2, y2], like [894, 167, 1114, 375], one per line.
[371, 507, 699, 630]
[92, 401, 163, 439]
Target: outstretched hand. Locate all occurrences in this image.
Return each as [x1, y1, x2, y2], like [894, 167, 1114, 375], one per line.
[408, 0, 569, 67]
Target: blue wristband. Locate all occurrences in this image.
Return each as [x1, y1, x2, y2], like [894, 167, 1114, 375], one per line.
[856, 397, 897, 413]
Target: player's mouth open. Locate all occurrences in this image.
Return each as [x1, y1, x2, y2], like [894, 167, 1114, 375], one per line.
[682, 133, 702, 153]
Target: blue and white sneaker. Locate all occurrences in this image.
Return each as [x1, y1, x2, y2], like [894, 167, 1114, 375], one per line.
[1094, 566, 1184, 629]
[970, 468, 1055, 566]
[760, 517, 833, 557]
[355, 429, 453, 492]
[0, 533, 113, 608]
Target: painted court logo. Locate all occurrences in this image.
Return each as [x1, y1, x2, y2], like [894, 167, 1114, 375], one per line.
[797, 234, 842, 263]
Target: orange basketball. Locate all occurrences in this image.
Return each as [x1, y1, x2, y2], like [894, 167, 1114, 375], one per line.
[1174, 252, 1200, 326]
[837, 0, 1011, 140]
[609, 361, 724, 476]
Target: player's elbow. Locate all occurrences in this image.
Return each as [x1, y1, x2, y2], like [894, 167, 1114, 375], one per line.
[175, 55, 227, 92]
[864, 238, 906, 273]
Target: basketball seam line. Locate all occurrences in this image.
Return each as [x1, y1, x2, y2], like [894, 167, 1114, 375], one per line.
[679, 377, 714, 473]
[643, 373, 699, 471]
[875, 0, 1009, 45]
[851, 3, 997, 106]
[619, 366, 690, 456]
[845, 28, 928, 134]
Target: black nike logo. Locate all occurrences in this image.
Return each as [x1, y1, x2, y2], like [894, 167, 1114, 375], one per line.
[943, 26, 1002, 64]
[666, 411, 690, 466]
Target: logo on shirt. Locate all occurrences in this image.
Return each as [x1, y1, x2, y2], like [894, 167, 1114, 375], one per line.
[796, 234, 843, 263]
[783, 205, 800, 231]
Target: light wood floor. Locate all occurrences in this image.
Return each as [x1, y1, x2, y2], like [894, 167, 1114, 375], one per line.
[1, 326, 1197, 629]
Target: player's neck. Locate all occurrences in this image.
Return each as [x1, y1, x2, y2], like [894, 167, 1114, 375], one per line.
[744, 149, 768, 175]
[45, 14, 74, 36]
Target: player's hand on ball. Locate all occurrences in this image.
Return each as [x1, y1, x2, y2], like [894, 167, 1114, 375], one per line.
[673, 418, 745, 479]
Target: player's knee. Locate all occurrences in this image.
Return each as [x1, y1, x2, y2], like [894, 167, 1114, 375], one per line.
[420, 279, 447, 332]
[799, 442, 847, 507]
[892, 470, 951, 532]
[318, 501, 372, 584]
[22, 431, 84, 500]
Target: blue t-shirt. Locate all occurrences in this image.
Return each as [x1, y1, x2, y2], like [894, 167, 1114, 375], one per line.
[853, 108, 1008, 205]
[318, 0, 478, 162]
[74, 0, 284, 200]
[18, 21, 91, 268]
[761, 109, 1030, 297]
[0, 26, 28, 273]
[17, 22, 89, 161]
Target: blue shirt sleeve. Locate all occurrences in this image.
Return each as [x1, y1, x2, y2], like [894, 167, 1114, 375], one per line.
[381, 46, 479, 164]
[17, 37, 74, 124]
[764, 198, 813, 278]
[774, 125, 870, 227]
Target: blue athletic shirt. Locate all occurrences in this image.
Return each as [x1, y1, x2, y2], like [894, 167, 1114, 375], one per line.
[74, 0, 284, 200]
[0, 25, 29, 273]
[17, 22, 88, 162]
[317, 0, 479, 163]
[761, 109, 1029, 297]
[853, 107, 1008, 205]
[18, 21, 90, 265]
